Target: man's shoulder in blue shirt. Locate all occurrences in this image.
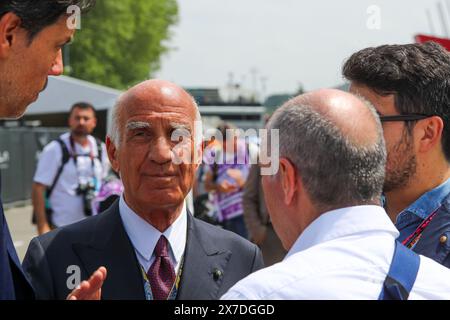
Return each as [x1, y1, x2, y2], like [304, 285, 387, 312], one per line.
[393, 177, 450, 268]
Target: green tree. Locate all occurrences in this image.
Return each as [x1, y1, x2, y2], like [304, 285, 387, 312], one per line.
[66, 0, 178, 89]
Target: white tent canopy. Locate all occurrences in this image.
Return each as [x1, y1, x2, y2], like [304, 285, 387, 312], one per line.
[26, 75, 122, 115]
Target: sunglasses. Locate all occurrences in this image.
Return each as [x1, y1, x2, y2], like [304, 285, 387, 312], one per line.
[378, 114, 434, 122]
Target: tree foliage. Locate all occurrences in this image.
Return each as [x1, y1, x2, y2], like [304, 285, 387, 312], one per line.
[66, 0, 178, 89]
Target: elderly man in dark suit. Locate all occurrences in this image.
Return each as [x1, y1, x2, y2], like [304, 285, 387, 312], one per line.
[23, 79, 264, 300]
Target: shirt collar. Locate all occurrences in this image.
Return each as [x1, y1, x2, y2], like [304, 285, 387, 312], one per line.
[396, 177, 450, 223]
[119, 195, 187, 264]
[286, 205, 399, 259]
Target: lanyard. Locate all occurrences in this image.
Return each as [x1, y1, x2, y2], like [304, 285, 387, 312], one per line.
[69, 135, 96, 169]
[402, 208, 440, 249]
[140, 256, 184, 300]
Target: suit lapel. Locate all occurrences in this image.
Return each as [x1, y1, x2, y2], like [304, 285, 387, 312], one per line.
[72, 201, 145, 300]
[177, 214, 232, 300]
[72, 204, 233, 300]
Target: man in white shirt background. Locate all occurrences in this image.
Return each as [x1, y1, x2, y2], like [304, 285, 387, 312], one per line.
[32, 102, 109, 235]
[222, 88, 450, 300]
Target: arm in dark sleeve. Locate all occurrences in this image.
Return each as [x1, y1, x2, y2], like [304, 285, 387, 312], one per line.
[22, 237, 55, 300]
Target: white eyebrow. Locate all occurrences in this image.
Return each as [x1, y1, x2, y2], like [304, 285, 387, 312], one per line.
[170, 122, 191, 132]
[126, 121, 151, 131]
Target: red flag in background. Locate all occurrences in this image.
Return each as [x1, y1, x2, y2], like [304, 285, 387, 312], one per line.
[415, 34, 450, 51]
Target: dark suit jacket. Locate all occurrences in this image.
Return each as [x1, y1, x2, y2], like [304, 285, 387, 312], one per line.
[22, 200, 264, 300]
[0, 198, 34, 300]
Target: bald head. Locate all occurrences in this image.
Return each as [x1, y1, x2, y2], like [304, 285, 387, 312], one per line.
[285, 89, 380, 148]
[268, 88, 386, 211]
[109, 79, 201, 148]
[119, 79, 197, 112]
[106, 80, 204, 223]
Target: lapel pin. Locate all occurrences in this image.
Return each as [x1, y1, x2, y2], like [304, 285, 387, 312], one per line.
[213, 268, 223, 281]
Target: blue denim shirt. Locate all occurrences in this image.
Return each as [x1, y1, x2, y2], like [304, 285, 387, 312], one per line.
[394, 178, 450, 248]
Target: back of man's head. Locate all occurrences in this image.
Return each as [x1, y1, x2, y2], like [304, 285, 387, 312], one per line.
[0, 0, 96, 42]
[343, 42, 450, 162]
[267, 89, 386, 212]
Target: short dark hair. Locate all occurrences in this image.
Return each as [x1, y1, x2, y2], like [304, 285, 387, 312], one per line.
[70, 102, 96, 117]
[343, 42, 450, 162]
[0, 0, 96, 41]
[268, 101, 386, 211]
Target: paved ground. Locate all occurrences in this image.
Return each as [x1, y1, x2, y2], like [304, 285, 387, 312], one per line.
[4, 205, 37, 262]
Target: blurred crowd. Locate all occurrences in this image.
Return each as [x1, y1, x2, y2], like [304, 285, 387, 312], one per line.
[193, 122, 286, 266]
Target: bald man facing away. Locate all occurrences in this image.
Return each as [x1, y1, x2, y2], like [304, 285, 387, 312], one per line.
[23, 79, 263, 300]
[222, 89, 450, 300]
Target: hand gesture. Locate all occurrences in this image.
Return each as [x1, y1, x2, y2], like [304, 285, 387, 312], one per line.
[66, 267, 107, 300]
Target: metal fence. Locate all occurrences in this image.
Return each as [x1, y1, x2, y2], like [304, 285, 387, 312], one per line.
[0, 127, 66, 205]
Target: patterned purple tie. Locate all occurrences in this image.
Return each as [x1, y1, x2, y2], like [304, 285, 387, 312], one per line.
[147, 235, 176, 300]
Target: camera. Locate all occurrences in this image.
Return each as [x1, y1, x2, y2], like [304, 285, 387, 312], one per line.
[76, 181, 96, 216]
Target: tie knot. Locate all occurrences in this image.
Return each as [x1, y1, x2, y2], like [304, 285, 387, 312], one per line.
[154, 236, 170, 258]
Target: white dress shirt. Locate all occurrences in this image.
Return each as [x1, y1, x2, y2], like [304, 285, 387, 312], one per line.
[119, 196, 187, 275]
[221, 205, 450, 300]
[33, 133, 110, 227]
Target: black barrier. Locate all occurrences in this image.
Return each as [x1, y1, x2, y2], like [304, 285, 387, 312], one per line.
[0, 127, 66, 205]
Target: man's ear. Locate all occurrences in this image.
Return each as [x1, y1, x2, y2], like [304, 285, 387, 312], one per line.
[106, 136, 120, 173]
[416, 116, 444, 154]
[0, 12, 22, 59]
[279, 158, 297, 206]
